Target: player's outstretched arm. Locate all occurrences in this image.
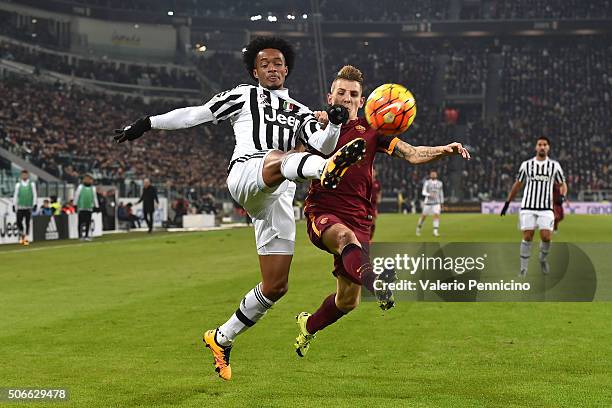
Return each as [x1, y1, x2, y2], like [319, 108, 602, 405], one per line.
[115, 86, 247, 143]
[501, 180, 523, 215]
[298, 105, 348, 155]
[392, 140, 470, 164]
[114, 106, 214, 143]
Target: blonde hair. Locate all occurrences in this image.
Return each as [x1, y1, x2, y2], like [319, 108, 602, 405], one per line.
[331, 65, 364, 92]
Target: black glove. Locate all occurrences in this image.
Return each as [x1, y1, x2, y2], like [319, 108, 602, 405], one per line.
[32, 204, 38, 213]
[555, 195, 566, 206]
[114, 116, 151, 143]
[12, 205, 15, 212]
[500, 201, 510, 216]
[326, 105, 349, 125]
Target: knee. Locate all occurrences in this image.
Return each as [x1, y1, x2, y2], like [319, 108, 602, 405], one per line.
[337, 229, 358, 250]
[336, 293, 360, 313]
[262, 281, 289, 301]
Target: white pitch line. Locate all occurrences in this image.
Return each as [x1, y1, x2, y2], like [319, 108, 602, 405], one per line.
[0, 224, 248, 255]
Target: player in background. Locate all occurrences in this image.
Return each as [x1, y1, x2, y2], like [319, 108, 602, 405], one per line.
[294, 65, 470, 357]
[501, 137, 567, 277]
[114, 37, 364, 381]
[74, 174, 99, 241]
[552, 184, 565, 232]
[13, 169, 37, 246]
[370, 166, 382, 240]
[416, 170, 443, 237]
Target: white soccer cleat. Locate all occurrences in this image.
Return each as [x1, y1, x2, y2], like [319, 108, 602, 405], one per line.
[416, 228, 421, 237]
[433, 230, 439, 237]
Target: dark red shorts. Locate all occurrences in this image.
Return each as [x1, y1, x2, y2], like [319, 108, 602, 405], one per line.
[306, 212, 371, 278]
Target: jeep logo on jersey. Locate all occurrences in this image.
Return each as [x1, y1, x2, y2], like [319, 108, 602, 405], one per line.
[264, 109, 299, 129]
[532, 174, 550, 182]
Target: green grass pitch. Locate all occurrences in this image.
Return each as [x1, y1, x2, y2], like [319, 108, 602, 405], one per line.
[1, 214, 611, 407]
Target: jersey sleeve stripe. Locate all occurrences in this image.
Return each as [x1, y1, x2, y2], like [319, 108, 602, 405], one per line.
[209, 93, 241, 114]
[216, 102, 245, 121]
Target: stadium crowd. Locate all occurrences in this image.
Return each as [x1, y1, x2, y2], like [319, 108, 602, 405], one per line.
[65, 0, 612, 21]
[0, 40, 201, 89]
[1, 18, 610, 202]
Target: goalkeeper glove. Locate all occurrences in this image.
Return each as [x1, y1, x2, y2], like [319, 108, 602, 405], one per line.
[326, 105, 349, 125]
[500, 201, 510, 216]
[114, 116, 151, 143]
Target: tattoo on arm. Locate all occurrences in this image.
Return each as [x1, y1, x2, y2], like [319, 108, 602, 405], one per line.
[393, 141, 443, 163]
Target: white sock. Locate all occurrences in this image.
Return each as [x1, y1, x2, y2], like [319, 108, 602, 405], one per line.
[280, 152, 326, 182]
[216, 282, 274, 346]
[520, 240, 532, 271]
[539, 241, 551, 262]
[433, 219, 440, 231]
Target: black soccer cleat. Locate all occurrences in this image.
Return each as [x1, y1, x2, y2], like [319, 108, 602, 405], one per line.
[320, 138, 366, 189]
[375, 269, 397, 311]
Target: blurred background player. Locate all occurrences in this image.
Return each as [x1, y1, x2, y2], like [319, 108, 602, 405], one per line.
[12, 170, 37, 246]
[114, 36, 362, 381]
[416, 170, 444, 237]
[294, 65, 470, 357]
[552, 184, 566, 232]
[74, 174, 99, 241]
[137, 178, 159, 233]
[501, 137, 567, 277]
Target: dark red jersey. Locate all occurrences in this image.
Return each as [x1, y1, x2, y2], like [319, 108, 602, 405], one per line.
[304, 117, 398, 224]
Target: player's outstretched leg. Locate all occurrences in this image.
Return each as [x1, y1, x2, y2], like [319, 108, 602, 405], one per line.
[202, 281, 276, 380]
[539, 230, 552, 275]
[280, 138, 366, 189]
[416, 215, 425, 236]
[433, 215, 440, 237]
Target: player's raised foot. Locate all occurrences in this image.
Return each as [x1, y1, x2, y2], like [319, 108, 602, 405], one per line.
[294, 312, 316, 357]
[540, 260, 549, 275]
[203, 329, 232, 380]
[415, 228, 421, 237]
[320, 138, 366, 189]
[375, 269, 397, 311]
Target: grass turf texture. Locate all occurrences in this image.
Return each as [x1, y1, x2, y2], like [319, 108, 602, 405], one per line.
[1, 214, 611, 407]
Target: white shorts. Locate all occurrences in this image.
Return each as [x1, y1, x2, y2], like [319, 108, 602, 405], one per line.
[422, 204, 441, 216]
[227, 151, 296, 255]
[519, 209, 554, 231]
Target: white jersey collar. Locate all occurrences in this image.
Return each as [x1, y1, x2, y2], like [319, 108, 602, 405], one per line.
[258, 84, 290, 98]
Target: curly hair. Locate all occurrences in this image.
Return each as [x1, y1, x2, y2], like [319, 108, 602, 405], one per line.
[242, 36, 295, 80]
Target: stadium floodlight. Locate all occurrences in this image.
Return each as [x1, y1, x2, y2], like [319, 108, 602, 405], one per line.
[267, 15, 277, 22]
[250, 14, 262, 21]
[167, 11, 174, 16]
[287, 14, 295, 20]
[31, 18, 37, 24]
[197, 45, 207, 52]
[302, 14, 308, 19]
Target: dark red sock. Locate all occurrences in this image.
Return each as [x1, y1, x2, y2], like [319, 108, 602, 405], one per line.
[306, 293, 346, 334]
[340, 243, 376, 293]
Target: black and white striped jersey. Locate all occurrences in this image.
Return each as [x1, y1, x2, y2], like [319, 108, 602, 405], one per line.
[204, 84, 330, 162]
[517, 157, 565, 210]
[422, 179, 444, 205]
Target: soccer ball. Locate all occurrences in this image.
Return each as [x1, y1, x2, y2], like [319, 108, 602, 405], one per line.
[365, 83, 416, 135]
